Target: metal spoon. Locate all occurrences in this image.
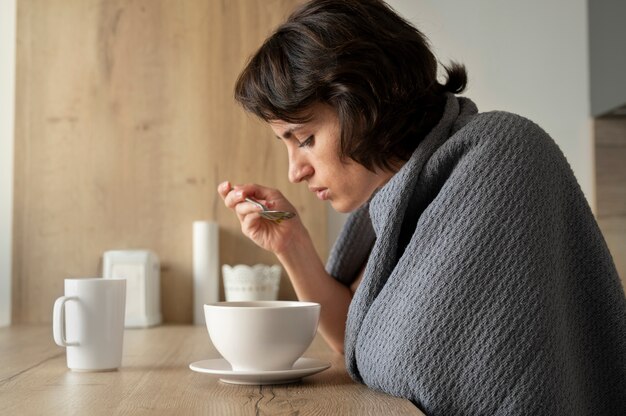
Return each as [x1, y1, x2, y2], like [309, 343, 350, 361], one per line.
[245, 197, 296, 223]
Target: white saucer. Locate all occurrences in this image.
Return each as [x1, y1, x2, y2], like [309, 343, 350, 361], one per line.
[189, 357, 331, 385]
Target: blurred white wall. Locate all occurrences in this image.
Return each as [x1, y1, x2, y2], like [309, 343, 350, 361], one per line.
[328, 0, 593, 249]
[0, 0, 16, 326]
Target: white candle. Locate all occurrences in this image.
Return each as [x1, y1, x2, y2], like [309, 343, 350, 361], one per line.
[193, 221, 219, 325]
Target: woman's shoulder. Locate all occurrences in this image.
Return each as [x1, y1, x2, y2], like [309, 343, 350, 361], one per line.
[449, 109, 560, 159]
[426, 108, 571, 186]
[465, 110, 549, 141]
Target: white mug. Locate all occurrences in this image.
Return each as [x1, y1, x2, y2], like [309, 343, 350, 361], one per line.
[53, 278, 126, 371]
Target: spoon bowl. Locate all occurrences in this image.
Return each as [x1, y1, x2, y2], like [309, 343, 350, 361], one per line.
[245, 197, 296, 223]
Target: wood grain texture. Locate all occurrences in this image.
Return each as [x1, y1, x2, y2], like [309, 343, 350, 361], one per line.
[13, 0, 327, 323]
[0, 326, 425, 415]
[594, 116, 626, 146]
[594, 117, 626, 287]
[595, 118, 626, 217]
[597, 216, 626, 290]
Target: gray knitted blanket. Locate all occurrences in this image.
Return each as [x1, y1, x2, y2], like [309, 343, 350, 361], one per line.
[326, 94, 626, 415]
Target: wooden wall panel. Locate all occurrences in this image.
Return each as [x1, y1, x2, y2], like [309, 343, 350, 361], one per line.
[595, 116, 626, 290]
[13, 0, 327, 324]
[595, 117, 626, 217]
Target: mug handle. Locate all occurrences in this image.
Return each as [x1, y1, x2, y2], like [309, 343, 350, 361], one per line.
[53, 296, 79, 347]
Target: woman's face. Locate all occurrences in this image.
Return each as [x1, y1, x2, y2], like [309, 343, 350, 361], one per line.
[269, 103, 395, 213]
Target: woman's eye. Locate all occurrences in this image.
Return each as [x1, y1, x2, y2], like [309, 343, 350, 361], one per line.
[298, 135, 314, 148]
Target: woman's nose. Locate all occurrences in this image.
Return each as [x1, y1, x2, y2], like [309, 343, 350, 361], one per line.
[288, 154, 314, 183]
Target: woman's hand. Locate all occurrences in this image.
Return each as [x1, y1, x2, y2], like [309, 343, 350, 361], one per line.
[217, 181, 307, 255]
[218, 180, 351, 353]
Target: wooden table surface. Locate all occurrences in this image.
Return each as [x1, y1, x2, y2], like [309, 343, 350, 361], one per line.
[0, 325, 424, 415]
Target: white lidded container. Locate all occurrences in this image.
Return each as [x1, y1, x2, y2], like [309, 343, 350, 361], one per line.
[103, 250, 162, 328]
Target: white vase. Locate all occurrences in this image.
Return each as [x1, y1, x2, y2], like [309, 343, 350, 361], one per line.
[222, 264, 281, 301]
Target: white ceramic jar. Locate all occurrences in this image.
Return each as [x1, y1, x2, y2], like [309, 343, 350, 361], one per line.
[222, 264, 281, 301]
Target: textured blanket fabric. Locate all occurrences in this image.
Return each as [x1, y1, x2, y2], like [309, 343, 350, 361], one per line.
[326, 94, 626, 415]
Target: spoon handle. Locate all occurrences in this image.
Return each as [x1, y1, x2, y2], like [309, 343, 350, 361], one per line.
[244, 197, 268, 211]
[244, 197, 295, 223]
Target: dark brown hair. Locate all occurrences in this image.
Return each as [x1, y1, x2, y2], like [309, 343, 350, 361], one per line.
[234, 0, 467, 171]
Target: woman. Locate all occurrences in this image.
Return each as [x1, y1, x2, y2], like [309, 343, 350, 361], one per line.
[218, 0, 626, 414]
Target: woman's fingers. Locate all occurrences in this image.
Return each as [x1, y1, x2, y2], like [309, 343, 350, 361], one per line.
[234, 183, 281, 202]
[218, 181, 295, 224]
[218, 181, 267, 224]
[222, 185, 247, 209]
[241, 210, 263, 235]
[235, 198, 262, 218]
[220, 182, 280, 209]
[217, 181, 232, 199]
[216, 180, 304, 254]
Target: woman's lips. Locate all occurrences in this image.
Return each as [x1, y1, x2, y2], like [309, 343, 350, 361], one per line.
[314, 188, 329, 201]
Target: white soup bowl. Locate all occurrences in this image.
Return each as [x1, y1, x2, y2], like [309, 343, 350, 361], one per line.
[204, 301, 320, 372]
